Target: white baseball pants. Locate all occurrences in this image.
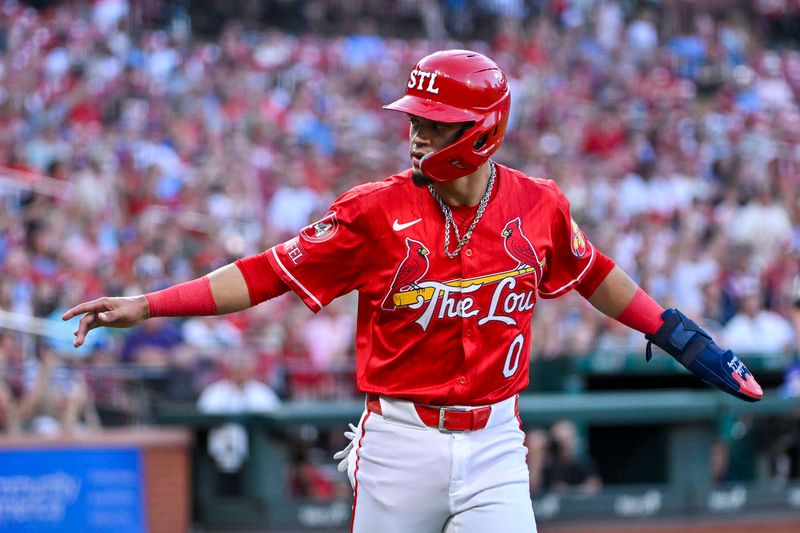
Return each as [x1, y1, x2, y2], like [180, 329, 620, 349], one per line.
[346, 395, 537, 533]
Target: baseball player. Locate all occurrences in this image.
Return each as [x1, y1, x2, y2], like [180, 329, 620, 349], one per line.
[63, 50, 763, 532]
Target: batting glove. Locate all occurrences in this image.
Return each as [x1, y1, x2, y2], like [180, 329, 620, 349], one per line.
[645, 308, 763, 402]
[333, 423, 358, 472]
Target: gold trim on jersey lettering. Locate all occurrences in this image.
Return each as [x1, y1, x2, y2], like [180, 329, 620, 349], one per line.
[392, 266, 538, 307]
[271, 247, 323, 310]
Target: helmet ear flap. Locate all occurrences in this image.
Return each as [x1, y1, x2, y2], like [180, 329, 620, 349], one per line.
[469, 104, 508, 158]
[419, 100, 509, 182]
[383, 49, 511, 181]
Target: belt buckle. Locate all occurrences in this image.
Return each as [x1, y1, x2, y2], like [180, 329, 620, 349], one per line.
[437, 406, 468, 432]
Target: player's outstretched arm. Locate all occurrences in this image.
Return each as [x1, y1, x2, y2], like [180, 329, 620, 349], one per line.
[585, 266, 763, 402]
[62, 263, 253, 348]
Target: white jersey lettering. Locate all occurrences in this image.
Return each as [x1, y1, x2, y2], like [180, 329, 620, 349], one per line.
[504, 288, 535, 315]
[503, 333, 524, 378]
[407, 276, 536, 332]
[286, 238, 304, 265]
[412, 281, 480, 331]
[478, 276, 535, 327]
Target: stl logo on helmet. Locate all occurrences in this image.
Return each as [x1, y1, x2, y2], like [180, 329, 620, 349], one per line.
[407, 69, 440, 94]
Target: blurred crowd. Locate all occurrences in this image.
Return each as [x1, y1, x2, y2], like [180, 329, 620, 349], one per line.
[527, 419, 603, 497]
[0, 0, 799, 444]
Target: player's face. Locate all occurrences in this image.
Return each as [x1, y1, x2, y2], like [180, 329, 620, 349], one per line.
[407, 114, 469, 186]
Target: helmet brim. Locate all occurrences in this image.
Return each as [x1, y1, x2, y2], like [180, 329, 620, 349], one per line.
[383, 95, 482, 123]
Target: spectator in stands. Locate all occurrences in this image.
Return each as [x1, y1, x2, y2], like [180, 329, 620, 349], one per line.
[722, 282, 795, 357]
[793, 273, 800, 346]
[17, 346, 100, 436]
[525, 428, 550, 496]
[0, 332, 21, 434]
[698, 280, 727, 338]
[710, 439, 733, 484]
[197, 351, 281, 414]
[120, 317, 184, 367]
[84, 341, 141, 426]
[197, 350, 282, 483]
[728, 182, 793, 270]
[158, 344, 205, 404]
[626, 8, 659, 58]
[289, 443, 338, 502]
[0, 384, 17, 434]
[541, 419, 603, 495]
[0, 0, 798, 420]
[779, 273, 800, 398]
[181, 315, 244, 354]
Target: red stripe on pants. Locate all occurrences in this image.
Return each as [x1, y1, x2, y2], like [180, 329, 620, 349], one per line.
[350, 411, 371, 533]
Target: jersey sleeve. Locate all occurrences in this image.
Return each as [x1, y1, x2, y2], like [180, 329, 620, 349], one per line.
[537, 183, 599, 299]
[266, 191, 370, 312]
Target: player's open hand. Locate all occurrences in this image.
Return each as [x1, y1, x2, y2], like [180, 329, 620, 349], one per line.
[61, 296, 150, 348]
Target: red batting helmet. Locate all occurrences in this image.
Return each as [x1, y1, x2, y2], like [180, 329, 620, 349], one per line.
[384, 49, 511, 183]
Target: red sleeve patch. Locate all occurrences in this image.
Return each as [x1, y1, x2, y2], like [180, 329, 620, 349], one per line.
[300, 212, 339, 243]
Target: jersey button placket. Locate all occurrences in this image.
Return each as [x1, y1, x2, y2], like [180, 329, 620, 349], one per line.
[461, 246, 476, 354]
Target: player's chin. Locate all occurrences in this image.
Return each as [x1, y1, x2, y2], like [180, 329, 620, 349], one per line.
[411, 168, 433, 187]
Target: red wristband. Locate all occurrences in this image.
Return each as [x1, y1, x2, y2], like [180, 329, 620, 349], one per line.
[235, 249, 289, 306]
[615, 288, 665, 336]
[146, 276, 217, 317]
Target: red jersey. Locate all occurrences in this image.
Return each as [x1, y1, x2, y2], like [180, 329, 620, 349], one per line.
[267, 164, 599, 405]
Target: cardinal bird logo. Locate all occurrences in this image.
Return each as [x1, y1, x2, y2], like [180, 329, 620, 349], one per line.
[502, 217, 545, 284]
[381, 238, 430, 310]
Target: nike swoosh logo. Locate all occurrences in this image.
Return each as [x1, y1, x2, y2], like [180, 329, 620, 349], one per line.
[393, 218, 422, 231]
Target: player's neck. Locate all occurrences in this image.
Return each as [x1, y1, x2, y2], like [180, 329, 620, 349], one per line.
[431, 163, 492, 207]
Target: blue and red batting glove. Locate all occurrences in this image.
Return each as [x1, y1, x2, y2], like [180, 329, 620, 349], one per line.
[645, 308, 763, 402]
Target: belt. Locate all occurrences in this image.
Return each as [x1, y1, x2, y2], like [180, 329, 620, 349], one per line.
[366, 394, 492, 432]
